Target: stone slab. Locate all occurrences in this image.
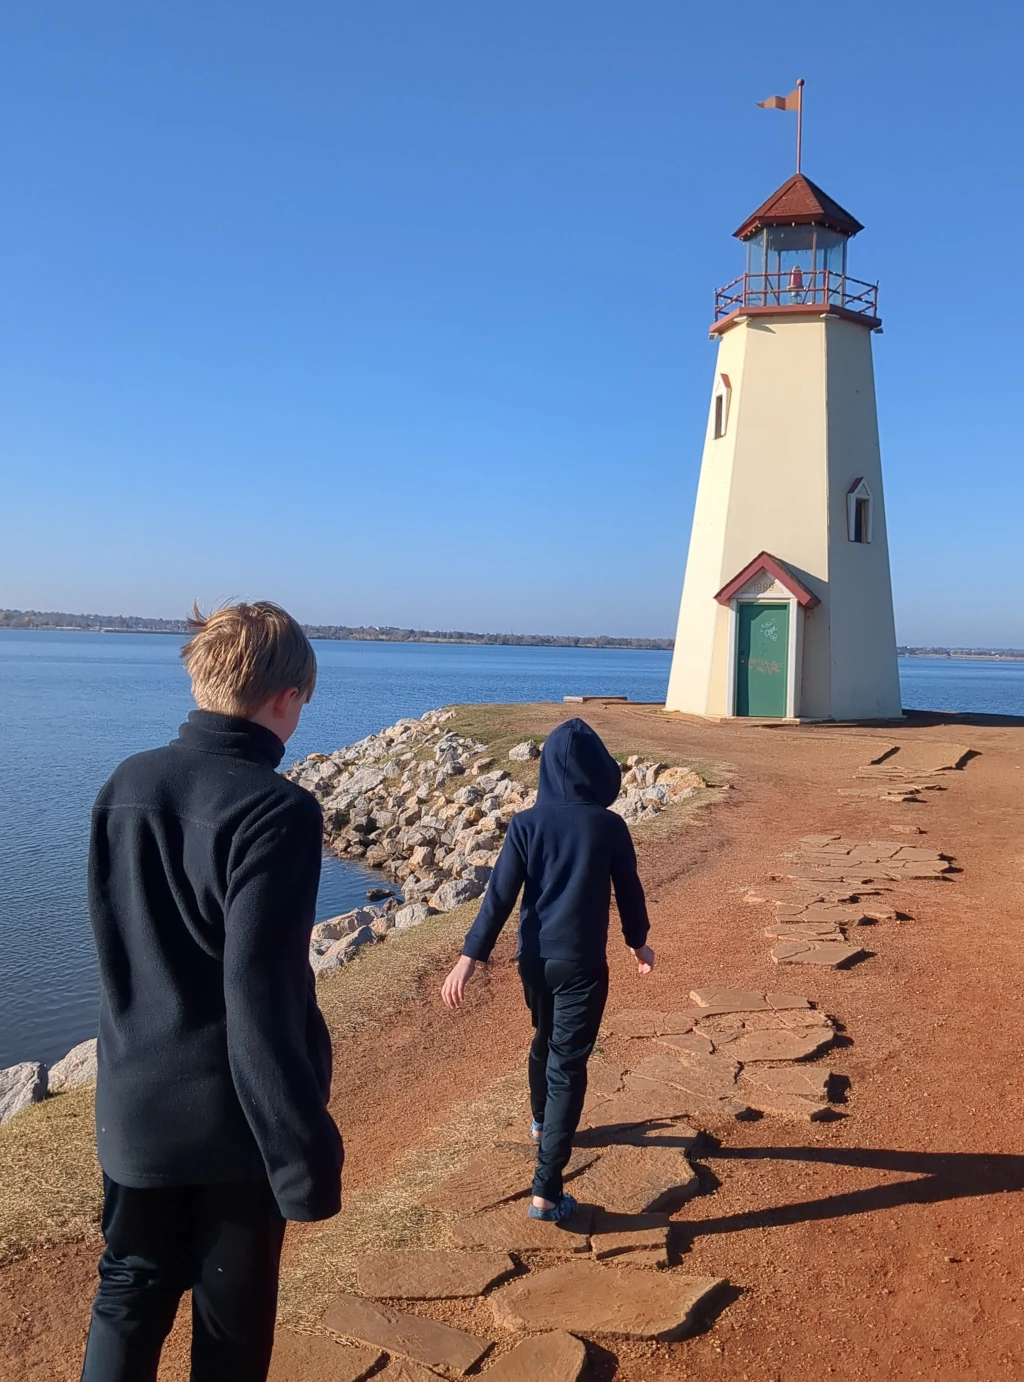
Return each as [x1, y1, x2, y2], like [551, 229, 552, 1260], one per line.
[582, 1088, 696, 1131]
[771, 939, 868, 968]
[603, 1010, 696, 1039]
[376, 1362, 448, 1382]
[47, 1038, 98, 1093]
[356, 1250, 515, 1300]
[586, 1061, 627, 1098]
[421, 1146, 598, 1215]
[623, 1074, 754, 1123]
[489, 1260, 724, 1339]
[268, 1331, 384, 1382]
[764, 922, 846, 942]
[322, 1294, 490, 1375]
[738, 1065, 831, 1119]
[690, 988, 767, 1011]
[449, 1200, 594, 1254]
[711, 1026, 833, 1062]
[696, 1008, 831, 1036]
[655, 1032, 715, 1057]
[479, 1331, 587, 1381]
[572, 1144, 698, 1215]
[591, 1211, 671, 1264]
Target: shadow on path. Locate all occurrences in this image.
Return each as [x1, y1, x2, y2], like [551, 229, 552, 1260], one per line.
[689, 1144, 1024, 1238]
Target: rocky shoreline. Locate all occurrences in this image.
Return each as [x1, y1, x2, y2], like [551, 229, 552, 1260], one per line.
[285, 706, 705, 979]
[0, 707, 705, 1127]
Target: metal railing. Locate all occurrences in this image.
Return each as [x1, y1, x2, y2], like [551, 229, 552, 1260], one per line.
[714, 269, 879, 321]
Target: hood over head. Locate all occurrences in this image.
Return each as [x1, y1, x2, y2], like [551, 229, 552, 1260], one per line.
[536, 718, 622, 807]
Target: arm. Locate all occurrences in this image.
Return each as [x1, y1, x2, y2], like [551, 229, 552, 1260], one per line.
[223, 795, 343, 1222]
[610, 817, 651, 951]
[442, 824, 527, 1009]
[460, 823, 527, 963]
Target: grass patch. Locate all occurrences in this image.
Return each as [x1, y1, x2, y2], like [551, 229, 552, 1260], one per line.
[0, 1086, 102, 1265]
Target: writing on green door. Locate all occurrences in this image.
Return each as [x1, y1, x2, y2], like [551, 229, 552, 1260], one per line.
[736, 602, 789, 716]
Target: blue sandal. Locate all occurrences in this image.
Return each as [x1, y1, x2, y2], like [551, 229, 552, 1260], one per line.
[530, 1119, 543, 1145]
[528, 1191, 578, 1222]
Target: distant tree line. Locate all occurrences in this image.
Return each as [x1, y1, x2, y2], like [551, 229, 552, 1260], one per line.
[898, 645, 1024, 660]
[0, 609, 673, 650]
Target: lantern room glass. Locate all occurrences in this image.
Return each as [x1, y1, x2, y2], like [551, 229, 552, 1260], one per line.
[744, 225, 849, 306]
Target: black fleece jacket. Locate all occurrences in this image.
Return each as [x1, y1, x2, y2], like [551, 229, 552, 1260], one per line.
[462, 718, 650, 966]
[88, 711, 343, 1222]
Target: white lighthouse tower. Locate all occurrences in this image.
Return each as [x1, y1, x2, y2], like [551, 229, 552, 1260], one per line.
[665, 168, 902, 721]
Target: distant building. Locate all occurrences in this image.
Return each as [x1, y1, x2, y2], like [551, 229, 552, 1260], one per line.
[665, 171, 901, 720]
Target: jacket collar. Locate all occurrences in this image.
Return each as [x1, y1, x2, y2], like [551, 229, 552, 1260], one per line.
[174, 710, 286, 770]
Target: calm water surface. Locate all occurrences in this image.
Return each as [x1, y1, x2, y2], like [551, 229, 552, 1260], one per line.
[3, 635, 1023, 1068]
[0, 632, 672, 1067]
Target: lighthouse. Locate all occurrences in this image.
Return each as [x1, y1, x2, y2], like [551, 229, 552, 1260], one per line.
[665, 168, 902, 721]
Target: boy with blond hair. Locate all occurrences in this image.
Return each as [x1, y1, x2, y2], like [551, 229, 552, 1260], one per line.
[81, 602, 342, 1382]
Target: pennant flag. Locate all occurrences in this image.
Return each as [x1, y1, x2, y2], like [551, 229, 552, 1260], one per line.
[757, 88, 801, 111]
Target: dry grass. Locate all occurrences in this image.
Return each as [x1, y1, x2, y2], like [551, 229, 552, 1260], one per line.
[0, 1086, 102, 1266]
[277, 1068, 529, 1328]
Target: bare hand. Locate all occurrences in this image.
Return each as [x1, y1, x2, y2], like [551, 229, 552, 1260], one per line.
[441, 956, 477, 1009]
[631, 944, 655, 976]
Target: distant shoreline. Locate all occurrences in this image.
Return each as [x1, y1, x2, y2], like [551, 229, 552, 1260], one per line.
[4, 613, 1024, 660]
[0, 610, 672, 652]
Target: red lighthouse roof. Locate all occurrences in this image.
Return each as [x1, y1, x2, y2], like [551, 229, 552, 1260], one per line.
[734, 173, 864, 241]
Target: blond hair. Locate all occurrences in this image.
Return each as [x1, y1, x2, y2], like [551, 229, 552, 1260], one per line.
[181, 601, 317, 717]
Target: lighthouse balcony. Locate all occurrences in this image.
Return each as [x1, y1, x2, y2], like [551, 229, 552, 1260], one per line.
[712, 269, 880, 334]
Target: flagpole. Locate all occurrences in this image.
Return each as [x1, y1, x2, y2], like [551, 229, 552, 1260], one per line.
[796, 78, 805, 173]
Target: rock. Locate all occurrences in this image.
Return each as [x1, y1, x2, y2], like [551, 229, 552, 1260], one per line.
[369, 915, 394, 939]
[603, 1010, 696, 1039]
[471, 757, 495, 774]
[655, 1032, 715, 1058]
[461, 864, 493, 886]
[47, 1038, 98, 1093]
[591, 1212, 671, 1267]
[267, 1332, 383, 1382]
[738, 1064, 832, 1119]
[690, 987, 808, 1013]
[453, 785, 483, 807]
[582, 1087, 697, 1132]
[0, 1062, 47, 1124]
[489, 1260, 724, 1339]
[356, 1249, 514, 1300]
[450, 1200, 594, 1254]
[322, 1294, 490, 1375]
[422, 1145, 599, 1216]
[572, 1144, 698, 1215]
[375, 1361, 449, 1382]
[508, 740, 540, 761]
[770, 939, 868, 967]
[711, 1027, 833, 1061]
[393, 902, 432, 931]
[312, 926, 374, 976]
[311, 909, 374, 945]
[428, 878, 485, 912]
[365, 887, 393, 901]
[477, 1331, 586, 1381]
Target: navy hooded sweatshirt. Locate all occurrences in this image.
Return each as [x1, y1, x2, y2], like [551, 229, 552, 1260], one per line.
[88, 711, 343, 1222]
[462, 718, 650, 966]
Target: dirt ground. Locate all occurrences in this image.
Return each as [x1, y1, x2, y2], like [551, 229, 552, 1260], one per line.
[3, 702, 1024, 1381]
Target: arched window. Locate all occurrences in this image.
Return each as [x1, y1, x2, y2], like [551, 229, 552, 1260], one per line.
[847, 478, 873, 543]
[712, 373, 731, 439]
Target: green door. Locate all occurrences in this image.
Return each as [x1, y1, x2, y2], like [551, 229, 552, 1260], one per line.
[736, 603, 789, 716]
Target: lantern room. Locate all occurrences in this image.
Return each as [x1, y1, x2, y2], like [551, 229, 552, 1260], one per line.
[712, 173, 880, 331]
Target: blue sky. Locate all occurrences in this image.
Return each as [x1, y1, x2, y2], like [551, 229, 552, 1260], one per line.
[2, 1, 1021, 643]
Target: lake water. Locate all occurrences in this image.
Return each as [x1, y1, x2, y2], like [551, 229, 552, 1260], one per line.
[0, 632, 672, 1068]
[2, 633, 1023, 1070]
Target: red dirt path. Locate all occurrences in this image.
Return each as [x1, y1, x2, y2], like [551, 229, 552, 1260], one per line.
[3, 705, 1023, 1381]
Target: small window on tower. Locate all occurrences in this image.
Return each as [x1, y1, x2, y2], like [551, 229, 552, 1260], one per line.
[712, 374, 731, 439]
[847, 479, 873, 543]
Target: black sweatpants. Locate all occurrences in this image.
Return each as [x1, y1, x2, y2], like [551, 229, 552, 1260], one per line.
[519, 956, 609, 1202]
[80, 1176, 286, 1382]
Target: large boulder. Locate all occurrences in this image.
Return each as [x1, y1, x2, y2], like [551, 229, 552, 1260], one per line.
[0, 1062, 47, 1124]
[48, 1038, 98, 1093]
[311, 909, 374, 945]
[312, 926, 375, 977]
[429, 878, 486, 913]
[393, 902, 433, 931]
[509, 740, 541, 761]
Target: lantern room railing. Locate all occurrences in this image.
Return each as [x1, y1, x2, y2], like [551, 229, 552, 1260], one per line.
[714, 269, 879, 321]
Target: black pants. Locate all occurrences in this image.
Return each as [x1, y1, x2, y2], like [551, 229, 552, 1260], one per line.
[80, 1176, 286, 1382]
[519, 956, 609, 1202]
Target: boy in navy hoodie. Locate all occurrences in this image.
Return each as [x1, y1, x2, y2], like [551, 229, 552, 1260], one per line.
[441, 719, 653, 1220]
